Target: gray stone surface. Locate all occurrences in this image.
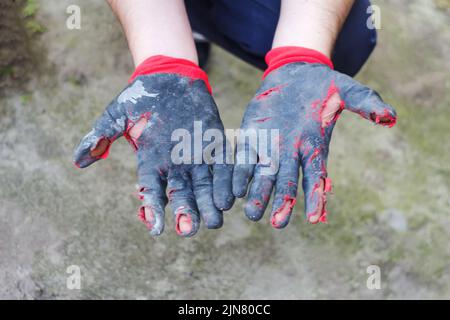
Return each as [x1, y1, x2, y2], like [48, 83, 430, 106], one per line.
[0, 0, 449, 299]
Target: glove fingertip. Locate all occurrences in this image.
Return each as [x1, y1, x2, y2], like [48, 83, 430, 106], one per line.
[369, 105, 397, 128]
[213, 189, 235, 210]
[73, 152, 95, 169]
[270, 196, 296, 229]
[204, 212, 224, 229]
[174, 208, 200, 237]
[244, 200, 265, 222]
[73, 134, 112, 168]
[232, 185, 248, 198]
[138, 206, 165, 236]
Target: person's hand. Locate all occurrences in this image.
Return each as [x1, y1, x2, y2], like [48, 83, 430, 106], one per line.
[233, 47, 397, 228]
[74, 56, 234, 237]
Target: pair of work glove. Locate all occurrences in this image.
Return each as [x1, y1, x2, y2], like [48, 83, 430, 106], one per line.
[73, 47, 397, 237]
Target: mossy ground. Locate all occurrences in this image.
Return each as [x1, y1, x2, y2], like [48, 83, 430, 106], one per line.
[0, 0, 448, 299]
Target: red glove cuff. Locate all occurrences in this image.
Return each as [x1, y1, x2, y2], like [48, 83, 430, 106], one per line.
[129, 55, 212, 94]
[263, 46, 334, 79]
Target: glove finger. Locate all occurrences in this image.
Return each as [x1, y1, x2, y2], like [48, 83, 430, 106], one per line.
[336, 73, 397, 127]
[244, 165, 275, 222]
[191, 165, 223, 229]
[270, 158, 300, 229]
[232, 163, 254, 198]
[73, 102, 126, 168]
[232, 136, 257, 197]
[137, 171, 167, 236]
[213, 163, 235, 210]
[167, 169, 200, 237]
[203, 124, 234, 210]
[301, 145, 332, 224]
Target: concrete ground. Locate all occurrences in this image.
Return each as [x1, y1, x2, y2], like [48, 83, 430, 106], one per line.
[0, 0, 449, 299]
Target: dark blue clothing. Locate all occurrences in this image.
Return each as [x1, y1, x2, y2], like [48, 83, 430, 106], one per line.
[186, 0, 376, 76]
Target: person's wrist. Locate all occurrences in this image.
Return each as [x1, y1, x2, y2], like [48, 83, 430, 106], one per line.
[129, 55, 212, 94]
[263, 46, 334, 79]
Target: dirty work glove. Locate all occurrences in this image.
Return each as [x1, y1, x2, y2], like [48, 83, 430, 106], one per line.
[74, 55, 234, 237]
[233, 46, 397, 228]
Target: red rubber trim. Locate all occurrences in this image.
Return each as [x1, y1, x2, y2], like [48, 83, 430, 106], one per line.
[263, 46, 334, 79]
[129, 55, 212, 94]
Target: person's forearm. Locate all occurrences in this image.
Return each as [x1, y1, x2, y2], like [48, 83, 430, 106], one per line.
[272, 0, 355, 58]
[107, 0, 198, 67]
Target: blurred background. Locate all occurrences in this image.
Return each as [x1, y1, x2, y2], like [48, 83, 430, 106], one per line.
[0, 0, 449, 299]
